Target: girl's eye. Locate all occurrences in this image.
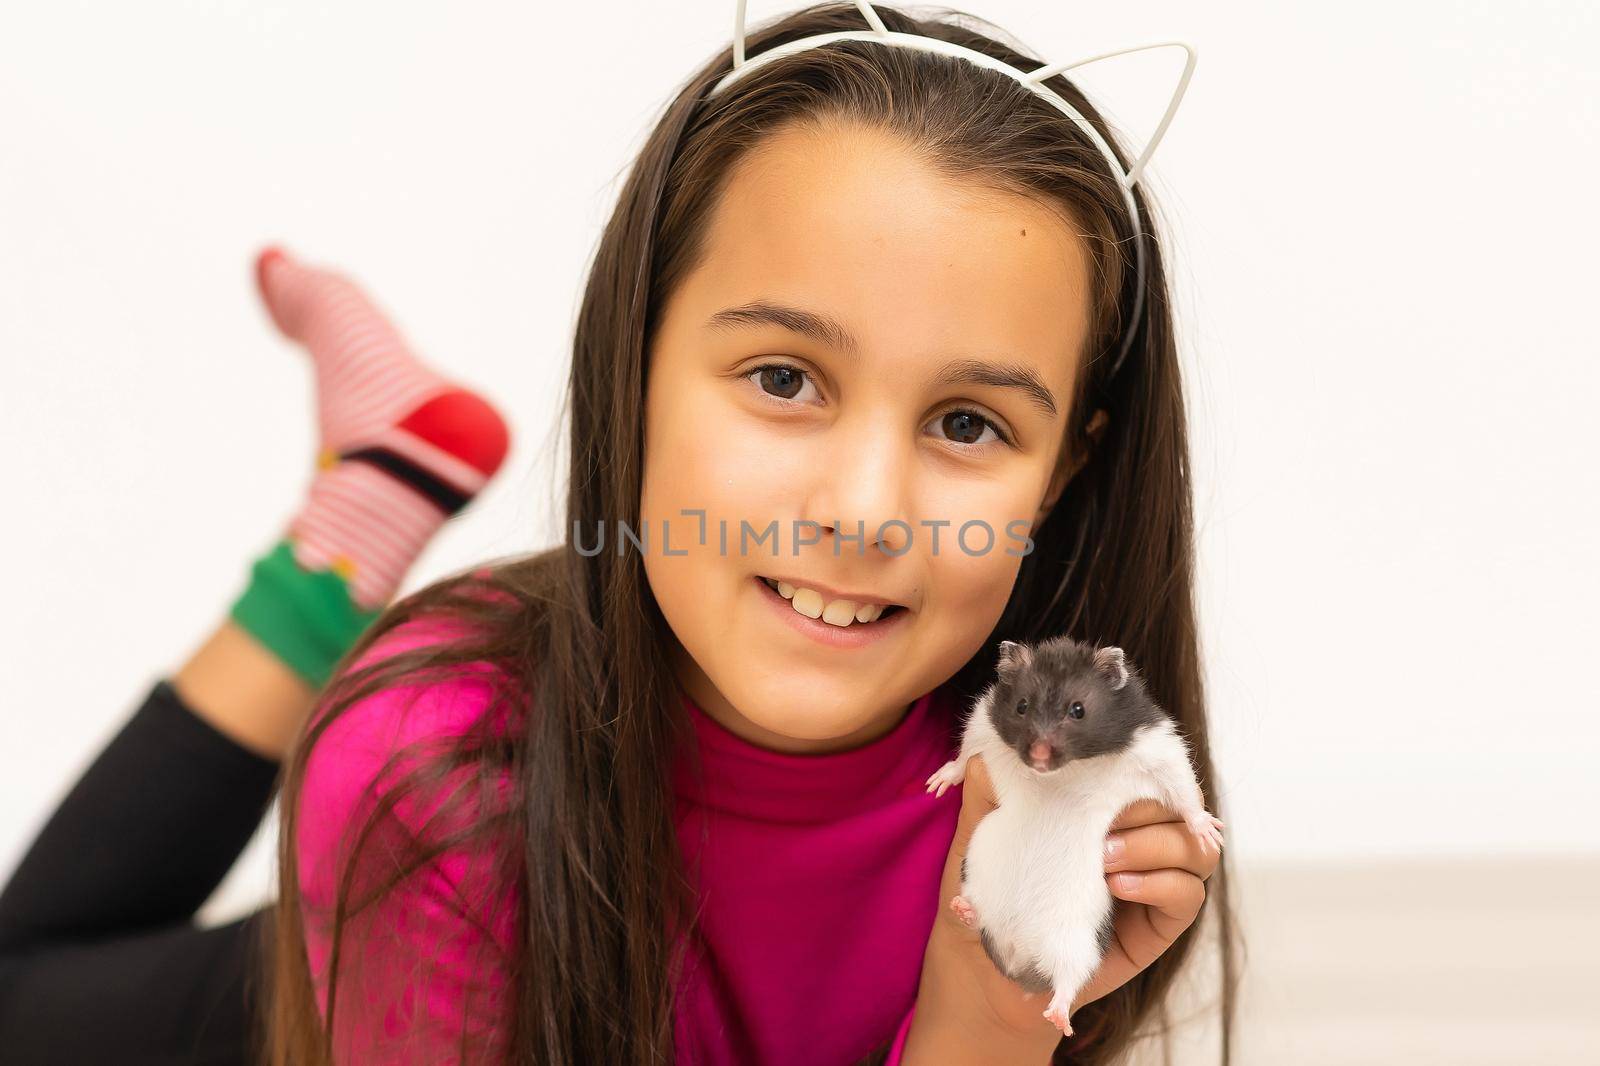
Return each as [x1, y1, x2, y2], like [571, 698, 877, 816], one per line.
[1068, 701, 1085, 720]
[925, 408, 1011, 449]
[746, 362, 821, 405]
[744, 362, 1012, 448]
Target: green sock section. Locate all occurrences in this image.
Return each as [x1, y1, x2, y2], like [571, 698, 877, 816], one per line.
[229, 536, 385, 689]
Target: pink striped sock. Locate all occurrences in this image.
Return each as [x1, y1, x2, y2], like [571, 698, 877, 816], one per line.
[255, 245, 511, 610]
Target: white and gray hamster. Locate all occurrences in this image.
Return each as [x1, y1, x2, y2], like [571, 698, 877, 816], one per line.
[924, 634, 1224, 1037]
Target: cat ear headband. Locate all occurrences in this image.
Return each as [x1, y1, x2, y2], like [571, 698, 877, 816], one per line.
[705, 0, 1197, 381]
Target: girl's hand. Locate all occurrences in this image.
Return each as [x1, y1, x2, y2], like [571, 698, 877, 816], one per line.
[1074, 792, 1223, 1011]
[905, 754, 1221, 1062]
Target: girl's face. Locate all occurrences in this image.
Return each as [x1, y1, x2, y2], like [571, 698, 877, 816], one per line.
[641, 120, 1095, 753]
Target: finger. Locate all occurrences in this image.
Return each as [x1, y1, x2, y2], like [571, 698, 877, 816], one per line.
[1103, 821, 1220, 880]
[1108, 798, 1180, 833]
[1106, 868, 1206, 941]
[950, 755, 997, 859]
[964, 754, 997, 814]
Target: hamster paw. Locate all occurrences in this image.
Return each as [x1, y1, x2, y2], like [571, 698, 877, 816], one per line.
[924, 760, 965, 797]
[1184, 809, 1226, 854]
[1043, 996, 1074, 1037]
[948, 894, 978, 928]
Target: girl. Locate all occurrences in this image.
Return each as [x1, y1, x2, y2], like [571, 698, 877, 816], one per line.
[270, 4, 1235, 1066]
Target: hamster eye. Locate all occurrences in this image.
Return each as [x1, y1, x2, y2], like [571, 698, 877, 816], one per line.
[1068, 701, 1085, 720]
[1015, 697, 1029, 715]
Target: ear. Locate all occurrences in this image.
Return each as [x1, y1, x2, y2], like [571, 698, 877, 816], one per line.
[1084, 407, 1111, 447]
[1093, 645, 1129, 690]
[997, 640, 1034, 675]
[1036, 408, 1111, 519]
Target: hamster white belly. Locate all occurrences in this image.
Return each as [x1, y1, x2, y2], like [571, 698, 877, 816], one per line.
[962, 750, 1136, 990]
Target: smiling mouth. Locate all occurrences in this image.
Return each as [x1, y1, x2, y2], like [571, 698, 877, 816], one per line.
[758, 576, 907, 629]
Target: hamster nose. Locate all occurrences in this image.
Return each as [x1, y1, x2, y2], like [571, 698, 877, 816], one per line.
[1028, 740, 1054, 764]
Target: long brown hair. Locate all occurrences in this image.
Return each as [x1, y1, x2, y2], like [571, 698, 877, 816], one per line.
[266, 4, 1238, 1063]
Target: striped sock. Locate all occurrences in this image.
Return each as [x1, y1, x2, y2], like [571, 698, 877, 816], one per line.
[229, 246, 511, 687]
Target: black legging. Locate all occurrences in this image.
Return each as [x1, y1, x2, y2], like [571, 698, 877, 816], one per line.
[0, 678, 278, 1064]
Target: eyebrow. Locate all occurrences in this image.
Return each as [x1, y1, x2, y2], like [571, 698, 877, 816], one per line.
[705, 301, 1060, 420]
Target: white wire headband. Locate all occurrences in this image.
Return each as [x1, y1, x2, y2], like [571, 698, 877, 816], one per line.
[705, 0, 1197, 381]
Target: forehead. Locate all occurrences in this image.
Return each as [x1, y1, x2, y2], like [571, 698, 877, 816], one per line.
[1014, 664, 1091, 692]
[686, 120, 1095, 385]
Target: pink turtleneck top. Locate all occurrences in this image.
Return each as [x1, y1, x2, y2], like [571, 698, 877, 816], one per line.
[296, 613, 965, 1064]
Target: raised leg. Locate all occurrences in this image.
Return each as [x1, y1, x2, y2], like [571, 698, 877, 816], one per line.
[172, 619, 318, 761]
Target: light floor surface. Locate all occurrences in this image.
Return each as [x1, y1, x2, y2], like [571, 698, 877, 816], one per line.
[1117, 856, 1599, 1065]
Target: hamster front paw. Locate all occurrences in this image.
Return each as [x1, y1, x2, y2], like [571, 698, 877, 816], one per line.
[924, 759, 966, 798]
[1183, 809, 1226, 854]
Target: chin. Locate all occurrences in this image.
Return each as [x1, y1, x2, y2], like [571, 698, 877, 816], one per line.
[748, 688, 864, 739]
[737, 685, 871, 743]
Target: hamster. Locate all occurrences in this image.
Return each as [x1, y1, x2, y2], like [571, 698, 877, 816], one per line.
[923, 635, 1224, 1037]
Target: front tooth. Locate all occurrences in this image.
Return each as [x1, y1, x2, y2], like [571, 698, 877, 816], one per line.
[790, 587, 824, 618]
[822, 599, 859, 627]
[785, 586, 888, 627]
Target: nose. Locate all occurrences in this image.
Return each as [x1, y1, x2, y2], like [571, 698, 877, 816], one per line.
[803, 413, 915, 556]
[1028, 740, 1054, 763]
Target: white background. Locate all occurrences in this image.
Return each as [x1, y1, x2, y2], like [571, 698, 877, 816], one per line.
[3, 1, 1596, 926]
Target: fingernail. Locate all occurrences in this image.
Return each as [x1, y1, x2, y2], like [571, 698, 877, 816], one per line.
[1102, 834, 1124, 863]
[1111, 871, 1143, 892]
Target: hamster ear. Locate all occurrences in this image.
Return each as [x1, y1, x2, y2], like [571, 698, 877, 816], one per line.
[1094, 646, 1130, 690]
[997, 640, 1034, 674]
